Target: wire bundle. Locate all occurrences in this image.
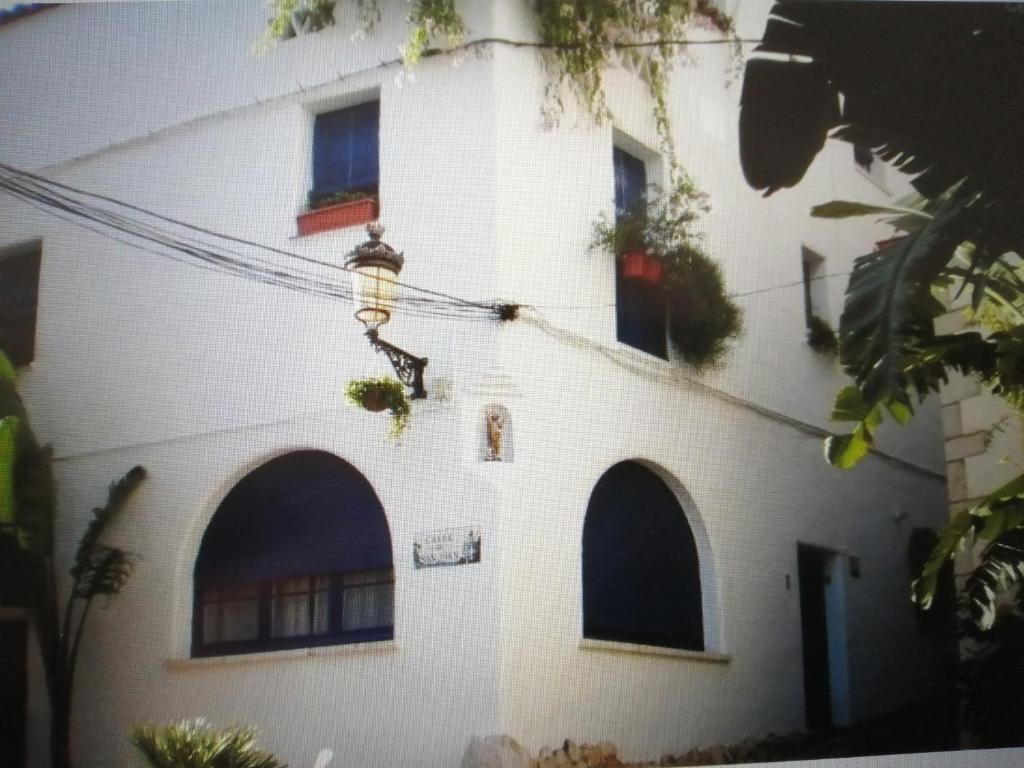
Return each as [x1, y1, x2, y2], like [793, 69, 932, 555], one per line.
[0, 162, 503, 324]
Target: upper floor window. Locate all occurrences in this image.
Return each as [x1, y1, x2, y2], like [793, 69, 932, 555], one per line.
[613, 146, 667, 359]
[583, 461, 704, 651]
[310, 101, 380, 208]
[0, 244, 41, 367]
[193, 451, 394, 657]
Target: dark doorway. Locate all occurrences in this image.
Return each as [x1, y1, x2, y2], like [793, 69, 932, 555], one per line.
[798, 545, 832, 730]
[0, 620, 28, 768]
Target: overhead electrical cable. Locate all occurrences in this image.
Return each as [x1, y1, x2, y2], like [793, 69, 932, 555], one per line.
[0, 163, 501, 322]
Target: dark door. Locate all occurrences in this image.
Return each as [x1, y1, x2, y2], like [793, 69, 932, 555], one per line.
[798, 545, 832, 730]
[0, 620, 28, 768]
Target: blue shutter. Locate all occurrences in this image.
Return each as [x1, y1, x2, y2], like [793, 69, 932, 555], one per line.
[583, 461, 704, 651]
[312, 102, 379, 199]
[616, 278, 667, 359]
[348, 101, 379, 191]
[614, 147, 647, 218]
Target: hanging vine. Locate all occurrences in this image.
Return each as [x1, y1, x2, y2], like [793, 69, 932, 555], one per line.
[263, 1, 739, 183]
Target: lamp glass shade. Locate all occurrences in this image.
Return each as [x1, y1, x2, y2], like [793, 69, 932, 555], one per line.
[351, 263, 398, 328]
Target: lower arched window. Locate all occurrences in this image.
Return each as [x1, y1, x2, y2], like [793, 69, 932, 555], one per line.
[193, 451, 394, 657]
[583, 461, 704, 651]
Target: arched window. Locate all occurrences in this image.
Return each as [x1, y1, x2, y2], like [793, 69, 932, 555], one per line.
[583, 461, 703, 651]
[193, 451, 394, 657]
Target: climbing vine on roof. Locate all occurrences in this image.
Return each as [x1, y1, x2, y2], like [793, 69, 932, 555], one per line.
[264, 0, 737, 185]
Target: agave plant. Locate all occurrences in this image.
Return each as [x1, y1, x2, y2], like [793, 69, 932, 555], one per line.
[131, 720, 284, 768]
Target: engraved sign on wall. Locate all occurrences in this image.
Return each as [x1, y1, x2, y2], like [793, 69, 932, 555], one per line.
[413, 526, 481, 568]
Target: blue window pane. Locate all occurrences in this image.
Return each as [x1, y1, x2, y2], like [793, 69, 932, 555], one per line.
[583, 462, 704, 651]
[312, 101, 379, 199]
[616, 278, 667, 359]
[614, 147, 647, 217]
[348, 102, 380, 191]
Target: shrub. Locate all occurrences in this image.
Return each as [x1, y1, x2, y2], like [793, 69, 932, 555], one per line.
[131, 720, 284, 768]
[806, 314, 838, 355]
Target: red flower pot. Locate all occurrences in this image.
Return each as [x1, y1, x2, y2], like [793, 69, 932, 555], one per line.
[297, 198, 378, 236]
[360, 388, 388, 412]
[621, 250, 648, 280]
[620, 251, 663, 284]
[642, 257, 663, 284]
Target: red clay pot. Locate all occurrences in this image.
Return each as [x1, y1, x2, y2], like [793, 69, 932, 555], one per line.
[297, 198, 378, 236]
[360, 388, 388, 413]
[620, 251, 663, 284]
[621, 250, 648, 280]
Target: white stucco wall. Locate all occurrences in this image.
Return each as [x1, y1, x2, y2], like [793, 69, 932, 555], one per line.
[1, 2, 951, 767]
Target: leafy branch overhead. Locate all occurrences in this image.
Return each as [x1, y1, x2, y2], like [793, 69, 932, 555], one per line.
[812, 188, 1024, 625]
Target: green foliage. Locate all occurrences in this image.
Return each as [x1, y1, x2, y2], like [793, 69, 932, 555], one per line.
[265, 0, 336, 42]
[0, 351, 14, 383]
[345, 376, 410, 438]
[533, 0, 736, 185]
[809, 185, 1024, 628]
[0, 349, 55, 557]
[806, 314, 837, 355]
[0, 416, 18, 528]
[261, 1, 736, 186]
[663, 245, 742, 370]
[132, 720, 285, 768]
[69, 466, 146, 601]
[0, 350, 146, 768]
[958, 611, 1024, 747]
[590, 181, 741, 370]
[404, 0, 464, 64]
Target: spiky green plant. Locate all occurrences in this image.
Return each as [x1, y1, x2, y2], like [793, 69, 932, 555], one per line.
[131, 720, 285, 768]
[0, 349, 146, 768]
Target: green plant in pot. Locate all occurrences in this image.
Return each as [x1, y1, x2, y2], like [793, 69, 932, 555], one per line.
[346, 377, 410, 439]
[590, 178, 742, 370]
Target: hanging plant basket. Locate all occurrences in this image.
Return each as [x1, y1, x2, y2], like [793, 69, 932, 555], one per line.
[345, 377, 411, 439]
[361, 388, 388, 412]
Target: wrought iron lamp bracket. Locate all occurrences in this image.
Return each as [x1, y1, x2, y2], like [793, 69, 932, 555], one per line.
[366, 328, 428, 399]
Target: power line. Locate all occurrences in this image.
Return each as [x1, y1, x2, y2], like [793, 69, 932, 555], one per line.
[0, 164, 503, 323]
[1, 163, 855, 317]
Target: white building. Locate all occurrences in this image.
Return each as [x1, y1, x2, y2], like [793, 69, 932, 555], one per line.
[0, 2, 952, 767]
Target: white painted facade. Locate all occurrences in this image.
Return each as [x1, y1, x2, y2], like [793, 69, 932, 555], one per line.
[1, 2, 951, 767]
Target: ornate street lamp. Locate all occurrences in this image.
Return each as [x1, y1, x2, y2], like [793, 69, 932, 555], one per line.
[345, 222, 428, 399]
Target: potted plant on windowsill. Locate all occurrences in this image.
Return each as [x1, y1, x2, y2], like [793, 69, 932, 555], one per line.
[590, 178, 743, 370]
[345, 377, 410, 439]
[297, 191, 378, 236]
[591, 210, 664, 285]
